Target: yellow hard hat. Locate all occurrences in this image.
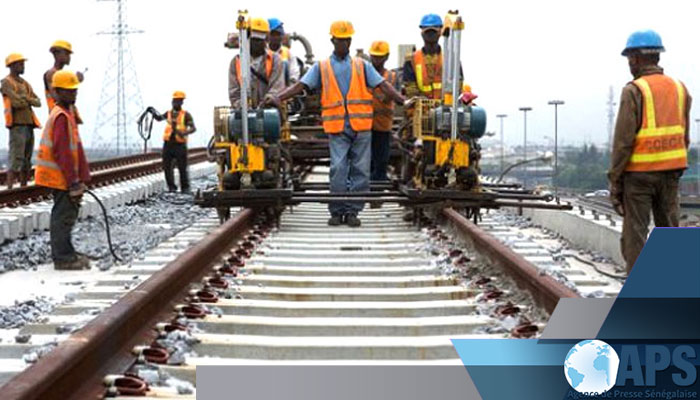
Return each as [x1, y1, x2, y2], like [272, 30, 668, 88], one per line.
[462, 83, 472, 93]
[369, 41, 390, 56]
[330, 21, 354, 38]
[52, 70, 80, 90]
[50, 40, 73, 53]
[249, 17, 270, 33]
[172, 91, 186, 100]
[5, 53, 27, 67]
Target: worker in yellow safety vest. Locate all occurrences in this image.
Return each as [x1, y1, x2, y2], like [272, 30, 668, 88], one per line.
[35, 70, 92, 270]
[43, 40, 84, 124]
[266, 21, 407, 227]
[151, 91, 197, 193]
[1, 53, 41, 188]
[608, 29, 692, 274]
[229, 17, 285, 108]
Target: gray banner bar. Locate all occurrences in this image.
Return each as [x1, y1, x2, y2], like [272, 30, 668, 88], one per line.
[540, 298, 616, 339]
[197, 366, 482, 400]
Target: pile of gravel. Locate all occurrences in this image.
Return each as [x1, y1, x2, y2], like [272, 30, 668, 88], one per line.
[0, 177, 216, 272]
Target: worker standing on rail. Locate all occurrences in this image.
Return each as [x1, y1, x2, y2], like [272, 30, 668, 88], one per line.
[1, 53, 42, 189]
[369, 40, 398, 185]
[229, 17, 285, 108]
[267, 18, 300, 86]
[266, 21, 407, 227]
[44, 40, 84, 123]
[403, 14, 444, 99]
[35, 70, 91, 270]
[152, 91, 196, 193]
[608, 30, 692, 274]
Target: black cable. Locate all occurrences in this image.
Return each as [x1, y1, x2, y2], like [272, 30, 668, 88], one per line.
[137, 107, 158, 143]
[84, 189, 123, 263]
[561, 253, 627, 281]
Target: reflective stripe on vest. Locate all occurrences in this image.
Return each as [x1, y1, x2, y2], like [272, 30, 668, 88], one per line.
[626, 75, 688, 172]
[45, 89, 57, 110]
[412, 50, 442, 99]
[319, 57, 374, 134]
[372, 70, 396, 132]
[163, 110, 188, 143]
[279, 46, 290, 62]
[35, 106, 80, 190]
[235, 52, 273, 85]
[3, 77, 41, 129]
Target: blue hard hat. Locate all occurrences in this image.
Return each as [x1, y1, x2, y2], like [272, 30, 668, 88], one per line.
[622, 30, 665, 56]
[268, 18, 284, 33]
[419, 13, 442, 29]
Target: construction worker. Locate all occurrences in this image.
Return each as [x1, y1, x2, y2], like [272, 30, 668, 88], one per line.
[151, 91, 196, 193]
[403, 14, 444, 99]
[35, 70, 91, 270]
[267, 18, 300, 86]
[369, 40, 398, 184]
[266, 21, 407, 227]
[460, 83, 478, 106]
[43, 40, 84, 118]
[608, 30, 692, 273]
[229, 17, 285, 108]
[1, 53, 41, 189]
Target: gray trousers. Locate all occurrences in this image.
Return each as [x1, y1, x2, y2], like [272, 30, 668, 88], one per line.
[50, 189, 80, 262]
[621, 170, 681, 273]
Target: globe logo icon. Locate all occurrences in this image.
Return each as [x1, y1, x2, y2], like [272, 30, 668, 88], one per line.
[564, 340, 620, 394]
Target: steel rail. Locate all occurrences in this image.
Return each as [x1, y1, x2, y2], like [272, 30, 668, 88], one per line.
[1, 208, 256, 400]
[443, 208, 581, 313]
[0, 148, 208, 207]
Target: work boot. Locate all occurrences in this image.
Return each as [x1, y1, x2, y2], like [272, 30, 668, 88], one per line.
[402, 211, 414, 222]
[345, 214, 361, 227]
[54, 255, 91, 271]
[6, 170, 15, 190]
[369, 201, 382, 209]
[328, 215, 343, 226]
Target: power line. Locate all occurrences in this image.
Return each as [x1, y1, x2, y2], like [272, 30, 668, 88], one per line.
[92, 0, 144, 156]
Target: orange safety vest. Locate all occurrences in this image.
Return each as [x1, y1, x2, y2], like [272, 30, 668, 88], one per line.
[163, 110, 188, 144]
[372, 69, 397, 132]
[3, 77, 41, 129]
[412, 50, 442, 99]
[35, 106, 81, 190]
[235, 51, 274, 84]
[319, 57, 373, 134]
[625, 74, 688, 172]
[46, 89, 83, 124]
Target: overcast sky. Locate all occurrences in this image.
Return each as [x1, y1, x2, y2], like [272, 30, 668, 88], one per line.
[1, 0, 698, 151]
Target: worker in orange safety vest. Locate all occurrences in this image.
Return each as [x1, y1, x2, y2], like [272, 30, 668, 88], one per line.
[266, 21, 407, 227]
[608, 29, 692, 273]
[35, 70, 91, 270]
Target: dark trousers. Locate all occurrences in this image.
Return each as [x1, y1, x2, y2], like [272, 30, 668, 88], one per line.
[371, 130, 391, 181]
[50, 189, 80, 262]
[621, 170, 681, 273]
[163, 142, 189, 191]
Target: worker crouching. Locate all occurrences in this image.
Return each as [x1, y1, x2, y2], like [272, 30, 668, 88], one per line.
[35, 70, 91, 270]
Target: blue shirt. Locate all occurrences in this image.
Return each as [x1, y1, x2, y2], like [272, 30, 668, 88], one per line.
[301, 53, 385, 133]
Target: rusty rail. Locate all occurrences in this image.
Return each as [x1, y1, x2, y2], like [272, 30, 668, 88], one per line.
[0, 148, 208, 207]
[2, 208, 256, 400]
[443, 208, 580, 313]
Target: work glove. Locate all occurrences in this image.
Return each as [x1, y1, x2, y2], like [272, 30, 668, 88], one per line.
[68, 182, 86, 204]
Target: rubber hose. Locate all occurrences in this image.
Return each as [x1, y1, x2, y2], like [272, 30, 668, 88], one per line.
[562, 253, 627, 280]
[84, 189, 123, 262]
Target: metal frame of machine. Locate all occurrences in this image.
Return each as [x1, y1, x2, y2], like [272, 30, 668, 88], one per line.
[196, 10, 572, 222]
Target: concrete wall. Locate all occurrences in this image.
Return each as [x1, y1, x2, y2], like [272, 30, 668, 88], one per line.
[517, 207, 625, 266]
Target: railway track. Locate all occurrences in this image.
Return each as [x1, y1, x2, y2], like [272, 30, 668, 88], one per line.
[0, 148, 208, 208]
[0, 171, 627, 399]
